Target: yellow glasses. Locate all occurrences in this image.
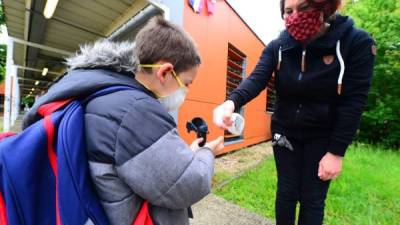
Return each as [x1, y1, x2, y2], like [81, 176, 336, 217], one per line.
[139, 64, 185, 88]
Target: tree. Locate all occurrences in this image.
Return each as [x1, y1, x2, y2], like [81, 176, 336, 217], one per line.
[0, 2, 6, 82]
[0, 2, 5, 25]
[342, 0, 400, 148]
[0, 44, 5, 81]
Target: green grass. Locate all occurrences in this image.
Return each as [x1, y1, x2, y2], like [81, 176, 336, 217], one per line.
[215, 143, 400, 225]
[213, 171, 233, 186]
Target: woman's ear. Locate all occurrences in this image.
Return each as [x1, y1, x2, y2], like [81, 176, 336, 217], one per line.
[155, 62, 174, 84]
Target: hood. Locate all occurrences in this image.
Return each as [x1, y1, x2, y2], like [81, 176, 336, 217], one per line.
[65, 39, 138, 73]
[279, 14, 355, 50]
[22, 40, 152, 129]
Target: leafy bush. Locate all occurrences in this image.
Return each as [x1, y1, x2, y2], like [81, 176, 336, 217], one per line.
[343, 0, 400, 148]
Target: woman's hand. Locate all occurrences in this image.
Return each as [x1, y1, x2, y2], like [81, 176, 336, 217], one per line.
[213, 100, 235, 129]
[318, 152, 343, 181]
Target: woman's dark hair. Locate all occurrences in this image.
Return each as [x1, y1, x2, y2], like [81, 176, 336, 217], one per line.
[280, 0, 342, 20]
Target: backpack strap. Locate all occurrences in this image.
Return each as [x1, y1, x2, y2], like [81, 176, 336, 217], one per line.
[83, 85, 137, 105]
[38, 99, 73, 117]
[86, 86, 154, 225]
[41, 107, 63, 225]
[0, 193, 7, 225]
[132, 201, 153, 225]
[0, 132, 16, 141]
[37, 85, 137, 117]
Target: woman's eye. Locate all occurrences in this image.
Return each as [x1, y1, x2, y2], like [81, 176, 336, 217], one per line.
[299, 5, 310, 11]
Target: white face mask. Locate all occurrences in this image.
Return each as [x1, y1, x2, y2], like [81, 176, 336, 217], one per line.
[158, 87, 188, 112]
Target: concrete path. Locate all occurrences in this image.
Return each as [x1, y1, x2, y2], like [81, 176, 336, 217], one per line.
[10, 115, 23, 133]
[191, 194, 274, 225]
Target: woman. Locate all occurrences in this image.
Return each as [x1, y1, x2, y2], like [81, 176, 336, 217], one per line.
[213, 0, 375, 224]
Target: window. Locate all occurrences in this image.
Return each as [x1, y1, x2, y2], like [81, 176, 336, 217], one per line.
[225, 44, 246, 143]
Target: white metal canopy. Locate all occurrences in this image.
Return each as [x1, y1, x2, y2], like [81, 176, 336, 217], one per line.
[2, 0, 166, 131]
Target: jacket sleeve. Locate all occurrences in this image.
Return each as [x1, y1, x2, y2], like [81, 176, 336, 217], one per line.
[114, 99, 215, 209]
[328, 32, 376, 156]
[227, 40, 277, 109]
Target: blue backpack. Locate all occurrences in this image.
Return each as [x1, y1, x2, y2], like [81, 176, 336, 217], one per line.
[0, 86, 153, 225]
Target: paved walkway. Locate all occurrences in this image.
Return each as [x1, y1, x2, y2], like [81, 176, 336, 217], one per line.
[10, 115, 23, 133]
[191, 194, 274, 225]
[0, 115, 24, 133]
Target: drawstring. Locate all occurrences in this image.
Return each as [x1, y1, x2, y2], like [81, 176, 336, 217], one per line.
[336, 40, 345, 95]
[276, 41, 345, 95]
[277, 46, 282, 71]
[301, 49, 307, 73]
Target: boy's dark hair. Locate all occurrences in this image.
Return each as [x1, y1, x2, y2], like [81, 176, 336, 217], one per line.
[280, 0, 342, 20]
[134, 16, 201, 74]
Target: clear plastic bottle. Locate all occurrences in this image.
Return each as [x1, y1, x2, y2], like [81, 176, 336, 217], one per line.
[227, 113, 245, 135]
[214, 108, 245, 135]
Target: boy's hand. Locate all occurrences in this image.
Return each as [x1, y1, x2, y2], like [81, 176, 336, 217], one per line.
[190, 138, 204, 152]
[205, 136, 224, 156]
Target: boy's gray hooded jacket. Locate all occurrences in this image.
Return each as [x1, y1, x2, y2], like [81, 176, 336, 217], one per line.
[22, 41, 215, 225]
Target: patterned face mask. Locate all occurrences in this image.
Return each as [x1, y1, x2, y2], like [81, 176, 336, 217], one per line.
[284, 10, 323, 42]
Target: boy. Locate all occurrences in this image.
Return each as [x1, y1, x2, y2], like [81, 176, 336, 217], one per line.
[23, 17, 223, 225]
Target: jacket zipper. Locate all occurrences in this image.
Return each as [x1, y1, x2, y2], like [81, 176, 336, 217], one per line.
[294, 47, 307, 126]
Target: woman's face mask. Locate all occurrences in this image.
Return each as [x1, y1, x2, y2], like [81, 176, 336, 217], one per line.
[284, 9, 323, 41]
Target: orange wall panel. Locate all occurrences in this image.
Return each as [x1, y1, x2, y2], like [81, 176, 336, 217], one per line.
[181, 0, 272, 154]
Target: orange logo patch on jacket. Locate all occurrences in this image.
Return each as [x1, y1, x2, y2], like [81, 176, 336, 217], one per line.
[323, 55, 335, 65]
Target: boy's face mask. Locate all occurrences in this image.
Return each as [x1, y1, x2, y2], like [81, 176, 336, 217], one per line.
[158, 87, 188, 112]
[139, 64, 188, 111]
